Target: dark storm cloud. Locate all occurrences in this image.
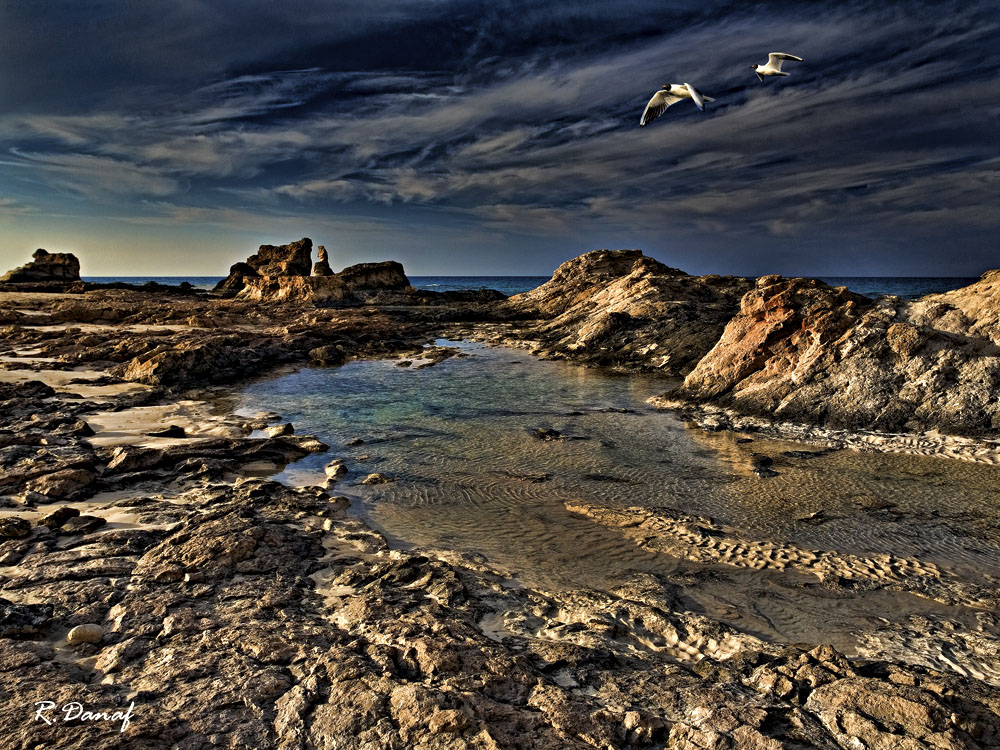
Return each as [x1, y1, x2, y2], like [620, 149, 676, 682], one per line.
[0, 0, 997, 275]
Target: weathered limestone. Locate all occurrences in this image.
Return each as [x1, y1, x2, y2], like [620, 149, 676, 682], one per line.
[506, 249, 752, 374]
[0, 249, 81, 283]
[214, 237, 410, 303]
[672, 271, 1000, 435]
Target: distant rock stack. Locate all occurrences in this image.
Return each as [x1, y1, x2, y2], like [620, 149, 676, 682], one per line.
[312, 245, 334, 276]
[214, 238, 314, 296]
[213, 237, 411, 303]
[0, 249, 81, 284]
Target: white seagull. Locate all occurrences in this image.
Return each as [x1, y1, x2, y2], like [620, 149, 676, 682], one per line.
[639, 83, 714, 127]
[751, 52, 803, 81]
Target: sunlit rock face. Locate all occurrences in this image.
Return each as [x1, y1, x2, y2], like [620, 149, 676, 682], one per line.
[0, 249, 81, 284]
[507, 249, 752, 375]
[675, 270, 1000, 435]
[213, 238, 410, 303]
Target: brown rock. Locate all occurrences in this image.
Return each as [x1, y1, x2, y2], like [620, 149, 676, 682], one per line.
[251, 238, 314, 277]
[0, 249, 81, 284]
[0, 518, 31, 538]
[39, 506, 80, 529]
[507, 249, 751, 374]
[26, 468, 96, 499]
[681, 276, 871, 400]
[313, 245, 334, 276]
[668, 271, 1000, 435]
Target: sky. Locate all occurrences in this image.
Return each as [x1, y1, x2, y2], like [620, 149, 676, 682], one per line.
[0, 0, 997, 278]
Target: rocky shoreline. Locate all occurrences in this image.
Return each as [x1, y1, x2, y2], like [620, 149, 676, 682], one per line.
[2, 241, 999, 748]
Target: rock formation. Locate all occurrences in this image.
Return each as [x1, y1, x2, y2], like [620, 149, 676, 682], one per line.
[0, 248, 81, 284]
[670, 271, 1000, 436]
[312, 245, 334, 276]
[505, 249, 752, 374]
[214, 238, 411, 303]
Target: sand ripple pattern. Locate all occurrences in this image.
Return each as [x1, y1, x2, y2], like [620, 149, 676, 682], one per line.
[566, 503, 999, 610]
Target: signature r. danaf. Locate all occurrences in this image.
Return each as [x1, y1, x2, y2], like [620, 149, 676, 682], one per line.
[34, 701, 135, 733]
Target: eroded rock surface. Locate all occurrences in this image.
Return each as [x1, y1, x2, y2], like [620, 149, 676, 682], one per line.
[0, 478, 997, 749]
[671, 272, 1000, 436]
[2, 248, 1000, 748]
[505, 249, 751, 374]
[0, 249, 81, 284]
[214, 237, 411, 303]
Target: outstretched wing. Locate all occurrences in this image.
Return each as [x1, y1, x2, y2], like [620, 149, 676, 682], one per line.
[640, 91, 681, 126]
[684, 83, 708, 111]
[768, 52, 803, 71]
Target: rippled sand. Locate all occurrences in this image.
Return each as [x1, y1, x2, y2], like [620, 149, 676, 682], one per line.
[241, 339, 1000, 680]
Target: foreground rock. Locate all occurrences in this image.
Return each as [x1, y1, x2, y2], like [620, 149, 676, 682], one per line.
[505, 249, 751, 374]
[0, 248, 81, 284]
[669, 272, 1000, 436]
[1, 479, 996, 749]
[214, 237, 411, 303]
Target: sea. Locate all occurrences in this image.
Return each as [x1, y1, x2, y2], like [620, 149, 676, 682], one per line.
[83, 275, 980, 300]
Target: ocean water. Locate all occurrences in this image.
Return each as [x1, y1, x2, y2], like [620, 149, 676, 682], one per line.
[84, 276, 225, 290]
[238, 339, 1000, 660]
[820, 277, 979, 300]
[83, 275, 978, 299]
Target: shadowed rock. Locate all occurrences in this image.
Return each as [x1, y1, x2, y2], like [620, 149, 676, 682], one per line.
[312, 245, 334, 276]
[0, 249, 81, 284]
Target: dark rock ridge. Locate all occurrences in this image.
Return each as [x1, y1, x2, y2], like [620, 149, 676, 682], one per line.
[668, 271, 1000, 436]
[0, 248, 81, 284]
[214, 237, 411, 303]
[504, 249, 752, 374]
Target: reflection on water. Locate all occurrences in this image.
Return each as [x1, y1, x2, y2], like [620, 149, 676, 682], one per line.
[240, 340, 1000, 652]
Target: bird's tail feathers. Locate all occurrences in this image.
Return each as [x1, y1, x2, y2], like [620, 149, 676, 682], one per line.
[703, 96, 715, 102]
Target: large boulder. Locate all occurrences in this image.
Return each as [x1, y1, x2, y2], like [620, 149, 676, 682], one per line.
[213, 238, 313, 295]
[506, 249, 752, 374]
[670, 270, 1000, 435]
[213, 261, 258, 296]
[336, 261, 409, 291]
[0, 249, 81, 284]
[249, 238, 314, 277]
[681, 275, 872, 400]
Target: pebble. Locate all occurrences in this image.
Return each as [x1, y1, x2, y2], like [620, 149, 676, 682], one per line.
[324, 461, 348, 479]
[66, 623, 103, 645]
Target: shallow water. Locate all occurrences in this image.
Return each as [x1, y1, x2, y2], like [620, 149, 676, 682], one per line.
[240, 340, 1000, 658]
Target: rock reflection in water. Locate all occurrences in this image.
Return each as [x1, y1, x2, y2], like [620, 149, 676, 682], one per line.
[241, 339, 1000, 666]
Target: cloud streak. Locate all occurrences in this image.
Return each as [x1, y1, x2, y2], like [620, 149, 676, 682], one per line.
[0, 0, 998, 275]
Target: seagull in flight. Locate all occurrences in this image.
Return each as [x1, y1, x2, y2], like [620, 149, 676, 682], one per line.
[639, 83, 714, 127]
[751, 53, 803, 81]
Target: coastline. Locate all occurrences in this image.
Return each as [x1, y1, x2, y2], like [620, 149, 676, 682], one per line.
[2, 247, 1000, 747]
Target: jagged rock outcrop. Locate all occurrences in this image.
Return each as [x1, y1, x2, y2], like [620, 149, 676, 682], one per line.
[670, 271, 1000, 435]
[214, 238, 410, 303]
[506, 249, 752, 374]
[251, 237, 314, 277]
[312, 245, 334, 276]
[0, 249, 80, 284]
[213, 238, 314, 296]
